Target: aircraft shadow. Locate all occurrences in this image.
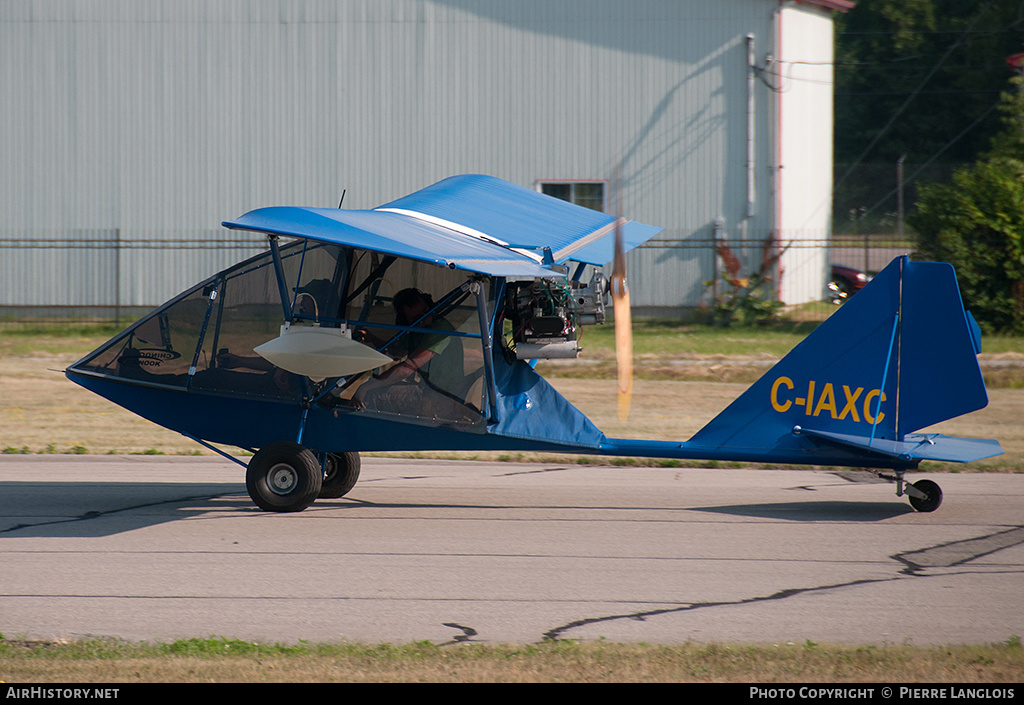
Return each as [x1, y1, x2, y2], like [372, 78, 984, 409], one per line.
[308, 497, 915, 523]
[1, 483, 916, 537]
[691, 500, 913, 522]
[0, 481, 248, 538]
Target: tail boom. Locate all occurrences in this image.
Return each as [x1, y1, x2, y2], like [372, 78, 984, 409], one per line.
[596, 431, 1001, 469]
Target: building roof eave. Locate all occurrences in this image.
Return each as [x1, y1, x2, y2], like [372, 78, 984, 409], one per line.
[794, 0, 857, 13]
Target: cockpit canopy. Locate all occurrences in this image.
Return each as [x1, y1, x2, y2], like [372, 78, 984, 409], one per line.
[72, 239, 491, 427]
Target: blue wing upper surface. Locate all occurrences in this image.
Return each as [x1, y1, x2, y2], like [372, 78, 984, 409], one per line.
[223, 174, 662, 277]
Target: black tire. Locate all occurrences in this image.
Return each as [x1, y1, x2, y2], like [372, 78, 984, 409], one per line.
[908, 479, 943, 513]
[246, 441, 322, 512]
[318, 452, 361, 498]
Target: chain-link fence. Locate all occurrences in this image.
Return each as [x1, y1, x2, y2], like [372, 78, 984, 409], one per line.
[0, 234, 915, 324]
[0, 232, 266, 323]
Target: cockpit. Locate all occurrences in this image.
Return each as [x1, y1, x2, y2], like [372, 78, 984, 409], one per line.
[71, 239, 492, 428]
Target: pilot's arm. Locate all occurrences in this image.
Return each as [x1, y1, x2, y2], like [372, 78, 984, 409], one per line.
[351, 347, 436, 409]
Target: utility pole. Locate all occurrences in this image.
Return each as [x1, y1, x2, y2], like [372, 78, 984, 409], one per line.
[897, 154, 906, 242]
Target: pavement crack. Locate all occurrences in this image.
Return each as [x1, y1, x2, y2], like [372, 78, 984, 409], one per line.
[440, 622, 479, 645]
[541, 577, 892, 642]
[894, 525, 1024, 574]
[543, 525, 1024, 641]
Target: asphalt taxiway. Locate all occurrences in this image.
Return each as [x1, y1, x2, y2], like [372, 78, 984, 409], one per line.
[1, 455, 1021, 646]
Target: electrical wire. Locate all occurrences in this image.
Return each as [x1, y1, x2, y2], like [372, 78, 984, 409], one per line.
[835, 0, 998, 192]
[835, 94, 1004, 233]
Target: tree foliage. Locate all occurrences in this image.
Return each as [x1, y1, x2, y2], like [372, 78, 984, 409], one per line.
[835, 0, 1024, 166]
[910, 80, 1024, 334]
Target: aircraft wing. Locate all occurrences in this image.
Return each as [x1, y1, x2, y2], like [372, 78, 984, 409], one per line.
[223, 175, 662, 276]
[377, 174, 662, 267]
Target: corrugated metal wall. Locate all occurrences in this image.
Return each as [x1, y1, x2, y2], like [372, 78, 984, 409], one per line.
[1, 0, 833, 313]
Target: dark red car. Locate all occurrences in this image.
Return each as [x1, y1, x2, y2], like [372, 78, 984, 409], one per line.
[829, 264, 870, 303]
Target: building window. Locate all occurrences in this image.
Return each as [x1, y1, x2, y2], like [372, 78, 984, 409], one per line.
[537, 181, 605, 213]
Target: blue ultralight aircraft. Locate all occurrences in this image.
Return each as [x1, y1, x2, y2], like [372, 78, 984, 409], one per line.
[66, 175, 1003, 512]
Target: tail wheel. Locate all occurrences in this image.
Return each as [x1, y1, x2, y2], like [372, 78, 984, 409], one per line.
[908, 479, 943, 513]
[319, 452, 361, 498]
[246, 441, 322, 512]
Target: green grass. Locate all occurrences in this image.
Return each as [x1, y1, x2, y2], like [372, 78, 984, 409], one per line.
[577, 318, 824, 358]
[3, 316, 1022, 360]
[578, 318, 1024, 358]
[0, 321, 123, 357]
[1, 636, 1021, 683]
[0, 321, 123, 337]
[2, 317, 823, 359]
[977, 333, 1024, 355]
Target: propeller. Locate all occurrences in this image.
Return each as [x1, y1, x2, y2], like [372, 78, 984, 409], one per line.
[609, 165, 633, 422]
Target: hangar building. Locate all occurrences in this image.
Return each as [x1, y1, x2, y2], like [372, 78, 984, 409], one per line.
[0, 0, 850, 316]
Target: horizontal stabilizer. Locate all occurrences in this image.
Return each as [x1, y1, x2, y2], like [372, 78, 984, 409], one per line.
[799, 428, 1004, 464]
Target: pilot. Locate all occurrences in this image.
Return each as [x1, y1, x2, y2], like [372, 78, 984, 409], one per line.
[351, 288, 467, 419]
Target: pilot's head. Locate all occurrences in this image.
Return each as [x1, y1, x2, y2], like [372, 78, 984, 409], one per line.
[393, 288, 435, 326]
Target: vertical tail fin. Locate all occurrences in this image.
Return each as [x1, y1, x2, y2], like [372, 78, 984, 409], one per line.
[689, 257, 998, 463]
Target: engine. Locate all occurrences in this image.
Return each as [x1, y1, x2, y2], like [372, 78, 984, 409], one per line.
[503, 272, 607, 359]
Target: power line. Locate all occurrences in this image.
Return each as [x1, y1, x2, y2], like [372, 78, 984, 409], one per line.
[834, 0, 998, 193]
[837, 89, 1003, 96]
[838, 28, 1022, 36]
[835, 95, 1003, 234]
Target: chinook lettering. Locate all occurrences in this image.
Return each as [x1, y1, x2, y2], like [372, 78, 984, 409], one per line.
[770, 376, 886, 424]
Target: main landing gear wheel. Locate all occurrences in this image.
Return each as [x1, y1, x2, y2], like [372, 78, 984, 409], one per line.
[246, 441, 322, 512]
[318, 452, 361, 499]
[908, 479, 943, 513]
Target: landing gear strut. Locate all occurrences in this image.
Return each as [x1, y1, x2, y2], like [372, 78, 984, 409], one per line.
[879, 470, 943, 513]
